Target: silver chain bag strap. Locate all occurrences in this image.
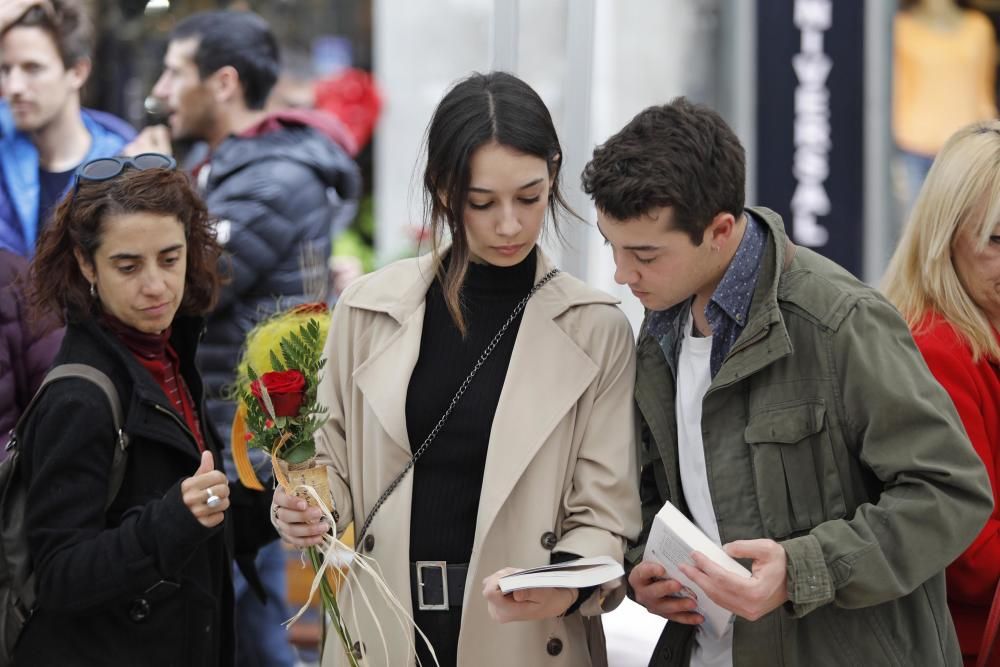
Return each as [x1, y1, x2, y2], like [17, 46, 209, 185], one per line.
[354, 268, 559, 546]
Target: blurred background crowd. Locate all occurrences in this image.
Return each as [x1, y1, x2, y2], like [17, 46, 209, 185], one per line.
[52, 0, 1000, 326]
[3, 0, 999, 665]
[11, 0, 1000, 332]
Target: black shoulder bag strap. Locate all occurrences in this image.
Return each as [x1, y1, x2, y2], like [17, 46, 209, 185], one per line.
[354, 269, 559, 547]
[12, 364, 130, 509]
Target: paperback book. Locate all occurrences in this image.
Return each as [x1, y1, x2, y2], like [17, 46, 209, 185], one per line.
[643, 501, 752, 638]
[498, 555, 624, 593]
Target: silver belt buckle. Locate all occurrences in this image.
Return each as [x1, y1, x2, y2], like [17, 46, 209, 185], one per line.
[415, 561, 449, 611]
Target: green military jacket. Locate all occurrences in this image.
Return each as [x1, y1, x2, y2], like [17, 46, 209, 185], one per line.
[631, 207, 993, 666]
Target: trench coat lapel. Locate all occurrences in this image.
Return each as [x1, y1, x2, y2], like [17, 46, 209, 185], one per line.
[352, 310, 423, 454]
[473, 257, 614, 549]
[349, 254, 437, 456]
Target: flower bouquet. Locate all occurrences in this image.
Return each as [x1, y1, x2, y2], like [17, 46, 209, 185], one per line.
[230, 303, 361, 660]
[232, 303, 435, 666]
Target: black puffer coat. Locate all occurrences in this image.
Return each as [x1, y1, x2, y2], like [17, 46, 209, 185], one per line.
[196, 113, 361, 444]
[13, 316, 276, 666]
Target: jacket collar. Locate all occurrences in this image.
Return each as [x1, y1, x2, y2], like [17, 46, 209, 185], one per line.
[636, 206, 795, 389]
[236, 109, 357, 155]
[206, 122, 360, 200]
[73, 314, 210, 460]
[743, 206, 791, 322]
[342, 246, 619, 324]
[0, 107, 132, 254]
[707, 206, 794, 390]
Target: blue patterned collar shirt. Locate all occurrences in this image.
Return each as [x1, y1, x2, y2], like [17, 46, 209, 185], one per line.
[644, 211, 767, 379]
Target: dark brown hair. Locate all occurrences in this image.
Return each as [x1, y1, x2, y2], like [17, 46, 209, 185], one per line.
[4, 0, 93, 68]
[170, 11, 280, 110]
[29, 168, 223, 324]
[423, 71, 572, 335]
[581, 97, 745, 245]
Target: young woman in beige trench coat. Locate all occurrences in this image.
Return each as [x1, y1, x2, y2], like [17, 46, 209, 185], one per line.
[271, 71, 641, 667]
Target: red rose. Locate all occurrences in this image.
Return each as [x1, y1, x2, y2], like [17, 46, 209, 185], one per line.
[251, 370, 306, 418]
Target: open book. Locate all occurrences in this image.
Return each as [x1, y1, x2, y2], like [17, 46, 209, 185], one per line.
[498, 555, 624, 593]
[643, 501, 752, 638]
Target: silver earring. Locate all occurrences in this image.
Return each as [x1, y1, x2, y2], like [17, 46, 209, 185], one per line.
[90, 282, 96, 298]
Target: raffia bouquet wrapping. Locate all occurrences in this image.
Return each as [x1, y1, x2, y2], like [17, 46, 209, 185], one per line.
[231, 303, 438, 666]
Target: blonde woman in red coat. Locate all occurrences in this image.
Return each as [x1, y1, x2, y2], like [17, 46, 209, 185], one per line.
[885, 120, 1000, 667]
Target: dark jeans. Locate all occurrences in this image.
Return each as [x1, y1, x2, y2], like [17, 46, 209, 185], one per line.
[233, 541, 296, 667]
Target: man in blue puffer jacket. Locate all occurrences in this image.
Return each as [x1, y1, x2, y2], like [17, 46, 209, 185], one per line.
[126, 10, 361, 666]
[0, 0, 135, 257]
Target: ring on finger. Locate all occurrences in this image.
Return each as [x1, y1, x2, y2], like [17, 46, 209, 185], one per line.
[271, 504, 280, 523]
[205, 487, 222, 509]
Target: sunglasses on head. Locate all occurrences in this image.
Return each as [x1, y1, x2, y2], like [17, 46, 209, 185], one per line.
[73, 153, 177, 195]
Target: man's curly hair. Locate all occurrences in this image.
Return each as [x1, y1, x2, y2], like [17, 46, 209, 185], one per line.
[581, 97, 746, 245]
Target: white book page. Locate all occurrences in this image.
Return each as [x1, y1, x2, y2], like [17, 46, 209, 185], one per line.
[498, 555, 624, 593]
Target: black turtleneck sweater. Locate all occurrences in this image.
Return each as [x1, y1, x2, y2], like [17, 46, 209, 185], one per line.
[406, 248, 537, 564]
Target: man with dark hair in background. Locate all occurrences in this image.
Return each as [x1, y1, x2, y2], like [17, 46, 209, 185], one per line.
[583, 97, 993, 666]
[0, 0, 135, 257]
[127, 10, 361, 666]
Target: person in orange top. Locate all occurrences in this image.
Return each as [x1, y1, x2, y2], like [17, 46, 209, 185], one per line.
[884, 121, 1000, 667]
[893, 0, 998, 247]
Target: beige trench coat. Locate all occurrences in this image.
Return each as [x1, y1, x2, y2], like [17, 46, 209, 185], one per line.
[313, 249, 641, 666]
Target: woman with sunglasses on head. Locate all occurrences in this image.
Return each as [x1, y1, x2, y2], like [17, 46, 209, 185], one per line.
[13, 155, 277, 666]
[271, 71, 641, 667]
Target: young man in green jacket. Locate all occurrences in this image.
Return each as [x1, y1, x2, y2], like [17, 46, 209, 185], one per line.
[583, 98, 993, 666]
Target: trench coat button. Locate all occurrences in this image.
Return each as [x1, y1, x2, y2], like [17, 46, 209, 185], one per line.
[129, 598, 150, 623]
[351, 641, 365, 659]
[546, 637, 563, 656]
[540, 531, 558, 550]
[363, 534, 375, 552]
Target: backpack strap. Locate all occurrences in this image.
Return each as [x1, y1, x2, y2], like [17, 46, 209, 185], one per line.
[13, 364, 129, 510]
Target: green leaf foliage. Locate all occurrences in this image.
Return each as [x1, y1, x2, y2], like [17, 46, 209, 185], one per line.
[240, 316, 326, 462]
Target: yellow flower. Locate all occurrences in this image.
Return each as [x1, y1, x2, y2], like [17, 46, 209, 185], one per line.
[235, 303, 331, 391]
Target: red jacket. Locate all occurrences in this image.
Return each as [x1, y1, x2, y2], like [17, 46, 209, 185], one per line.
[913, 314, 1000, 666]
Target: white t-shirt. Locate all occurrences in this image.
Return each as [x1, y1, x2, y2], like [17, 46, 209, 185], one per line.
[675, 311, 733, 667]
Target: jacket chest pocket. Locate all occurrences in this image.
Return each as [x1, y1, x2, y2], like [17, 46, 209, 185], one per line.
[744, 399, 846, 539]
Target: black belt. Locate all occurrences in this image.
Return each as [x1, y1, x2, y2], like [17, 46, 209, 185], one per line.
[410, 561, 468, 611]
